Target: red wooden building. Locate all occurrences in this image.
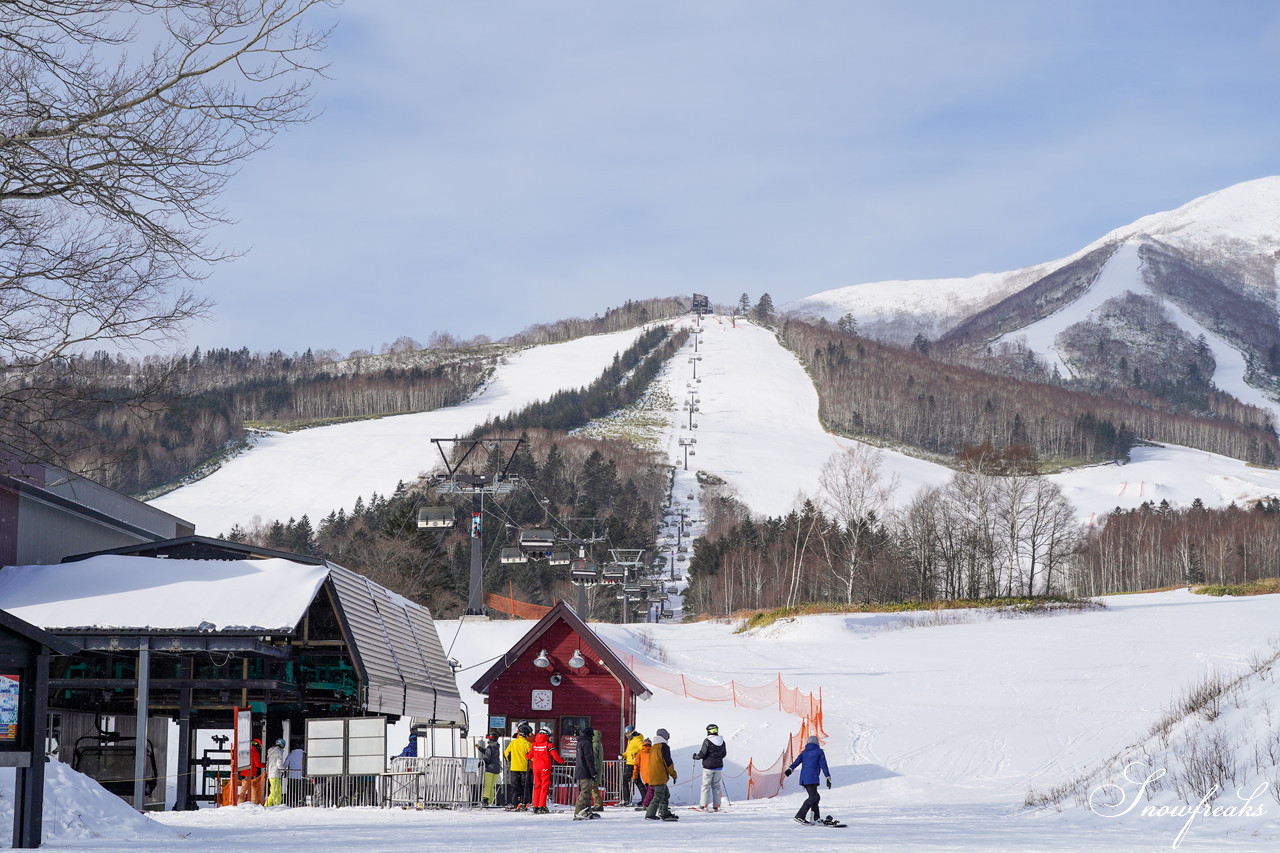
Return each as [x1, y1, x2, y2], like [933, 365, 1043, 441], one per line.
[471, 602, 650, 758]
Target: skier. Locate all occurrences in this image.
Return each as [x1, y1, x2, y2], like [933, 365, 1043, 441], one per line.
[529, 727, 565, 813]
[475, 732, 502, 806]
[621, 726, 644, 805]
[572, 726, 602, 820]
[504, 724, 533, 811]
[784, 735, 833, 825]
[643, 728, 679, 821]
[265, 738, 287, 807]
[692, 722, 727, 811]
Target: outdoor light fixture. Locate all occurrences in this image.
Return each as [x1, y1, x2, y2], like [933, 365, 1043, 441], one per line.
[534, 649, 551, 668]
[568, 649, 586, 669]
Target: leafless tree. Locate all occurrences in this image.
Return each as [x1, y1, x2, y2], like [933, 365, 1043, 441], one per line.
[819, 443, 898, 602]
[0, 0, 337, 462]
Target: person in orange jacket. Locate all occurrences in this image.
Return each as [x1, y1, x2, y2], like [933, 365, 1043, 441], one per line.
[528, 727, 565, 814]
[644, 728, 678, 821]
[633, 738, 653, 810]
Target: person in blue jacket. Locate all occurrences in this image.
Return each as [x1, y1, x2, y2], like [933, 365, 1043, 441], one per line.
[784, 735, 832, 825]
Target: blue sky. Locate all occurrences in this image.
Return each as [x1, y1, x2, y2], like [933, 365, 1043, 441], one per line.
[191, 0, 1280, 356]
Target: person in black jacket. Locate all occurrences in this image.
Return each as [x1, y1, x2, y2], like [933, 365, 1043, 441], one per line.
[475, 732, 502, 806]
[692, 723, 727, 811]
[572, 726, 601, 820]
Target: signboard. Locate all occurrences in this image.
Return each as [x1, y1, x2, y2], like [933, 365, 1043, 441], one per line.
[488, 715, 507, 732]
[305, 717, 387, 776]
[0, 674, 20, 742]
[234, 707, 252, 770]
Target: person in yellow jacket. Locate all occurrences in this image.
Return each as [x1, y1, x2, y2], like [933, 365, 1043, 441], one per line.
[503, 724, 533, 810]
[644, 728, 678, 821]
[621, 726, 644, 806]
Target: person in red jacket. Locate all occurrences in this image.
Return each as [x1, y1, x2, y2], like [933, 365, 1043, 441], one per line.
[238, 738, 266, 804]
[528, 727, 565, 813]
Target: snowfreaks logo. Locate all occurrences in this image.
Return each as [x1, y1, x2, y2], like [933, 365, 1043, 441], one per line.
[1087, 762, 1269, 849]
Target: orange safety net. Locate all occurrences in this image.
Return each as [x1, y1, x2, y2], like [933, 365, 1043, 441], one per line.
[622, 654, 826, 800]
[483, 592, 551, 620]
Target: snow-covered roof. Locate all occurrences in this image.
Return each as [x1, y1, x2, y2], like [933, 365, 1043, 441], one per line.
[0, 554, 328, 633]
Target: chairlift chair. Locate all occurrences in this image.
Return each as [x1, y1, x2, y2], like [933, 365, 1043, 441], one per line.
[500, 547, 527, 565]
[570, 560, 599, 583]
[548, 551, 572, 567]
[600, 566, 625, 584]
[519, 528, 555, 551]
[417, 506, 455, 529]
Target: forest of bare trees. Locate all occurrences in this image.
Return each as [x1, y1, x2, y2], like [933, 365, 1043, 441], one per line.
[781, 318, 1280, 467]
[684, 444, 1082, 617]
[1073, 498, 1280, 594]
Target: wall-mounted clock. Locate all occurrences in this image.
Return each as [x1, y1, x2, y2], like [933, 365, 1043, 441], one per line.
[531, 689, 553, 711]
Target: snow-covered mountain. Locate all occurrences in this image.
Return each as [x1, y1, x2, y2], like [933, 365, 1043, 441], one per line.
[785, 177, 1280, 420]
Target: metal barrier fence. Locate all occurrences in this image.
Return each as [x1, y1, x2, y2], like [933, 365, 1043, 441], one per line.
[277, 757, 631, 810]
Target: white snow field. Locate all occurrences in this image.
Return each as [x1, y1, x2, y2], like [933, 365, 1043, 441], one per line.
[5, 589, 1279, 851]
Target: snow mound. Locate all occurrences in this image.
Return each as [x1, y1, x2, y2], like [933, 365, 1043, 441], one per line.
[0, 760, 179, 844]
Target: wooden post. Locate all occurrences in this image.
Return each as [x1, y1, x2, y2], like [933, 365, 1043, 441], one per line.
[133, 640, 150, 811]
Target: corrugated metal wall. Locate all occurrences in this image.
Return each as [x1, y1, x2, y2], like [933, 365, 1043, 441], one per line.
[326, 564, 462, 723]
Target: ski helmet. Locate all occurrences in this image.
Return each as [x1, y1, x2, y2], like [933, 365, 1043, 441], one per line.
[518, 723, 532, 735]
[706, 723, 719, 734]
[274, 738, 285, 748]
[486, 732, 498, 741]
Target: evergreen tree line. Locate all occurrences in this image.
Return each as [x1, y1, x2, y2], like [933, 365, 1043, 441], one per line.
[231, 430, 669, 618]
[472, 325, 687, 435]
[780, 319, 1279, 466]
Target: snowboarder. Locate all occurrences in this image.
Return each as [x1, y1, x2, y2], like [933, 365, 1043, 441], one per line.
[692, 722, 727, 811]
[475, 732, 502, 806]
[504, 724, 533, 811]
[529, 727, 565, 813]
[784, 735, 832, 825]
[573, 726, 602, 820]
[644, 728, 679, 821]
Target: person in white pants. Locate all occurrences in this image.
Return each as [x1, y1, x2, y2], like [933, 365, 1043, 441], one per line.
[692, 723, 727, 810]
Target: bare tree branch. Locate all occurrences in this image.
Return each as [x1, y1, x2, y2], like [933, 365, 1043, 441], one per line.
[0, 0, 338, 469]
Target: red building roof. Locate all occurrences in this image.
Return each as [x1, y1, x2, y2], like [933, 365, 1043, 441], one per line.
[470, 601, 650, 699]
